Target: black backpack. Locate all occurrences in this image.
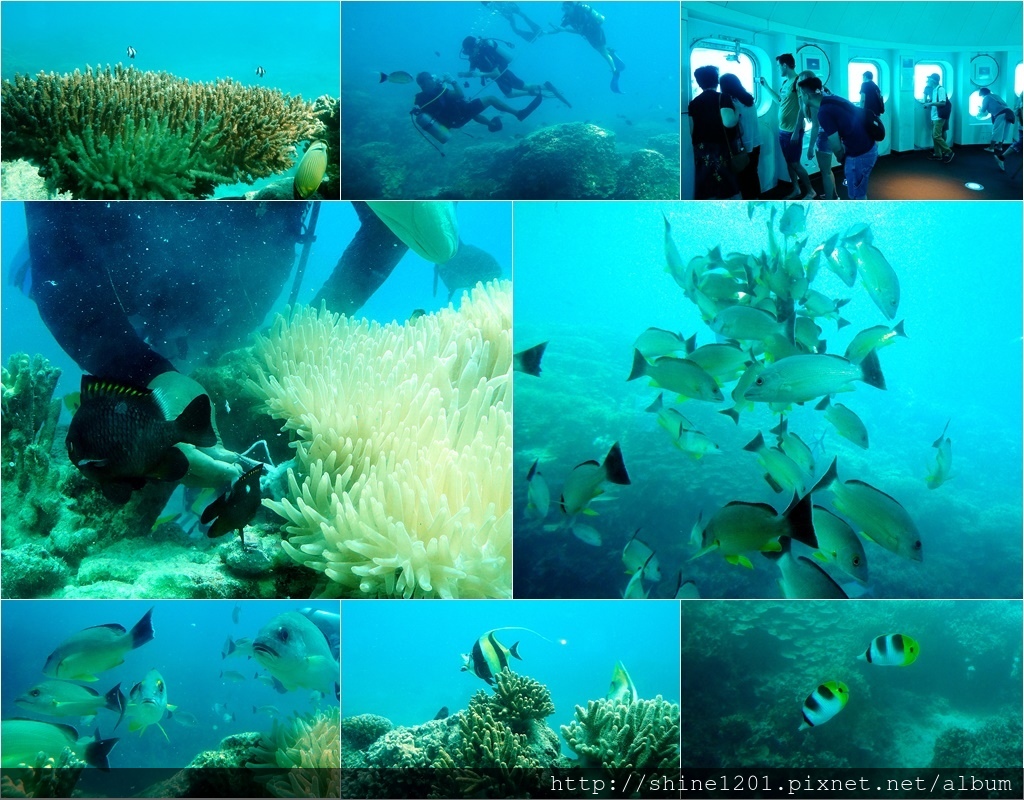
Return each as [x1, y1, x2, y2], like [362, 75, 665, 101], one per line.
[936, 88, 952, 120]
[865, 83, 884, 115]
[864, 109, 886, 141]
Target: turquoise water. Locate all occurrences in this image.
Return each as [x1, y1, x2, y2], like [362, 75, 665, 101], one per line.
[341, 599, 680, 754]
[681, 600, 1022, 769]
[0, 600, 339, 779]
[513, 200, 1023, 599]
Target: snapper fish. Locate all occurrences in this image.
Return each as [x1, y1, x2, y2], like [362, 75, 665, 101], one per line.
[606, 661, 637, 704]
[743, 432, 811, 495]
[513, 342, 548, 376]
[814, 397, 869, 450]
[798, 681, 849, 730]
[628, 351, 723, 403]
[633, 327, 694, 360]
[376, 70, 414, 84]
[16, 680, 125, 728]
[763, 537, 848, 599]
[844, 320, 907, 365]
[842, 224, 900, 320]
[768, 416, 814, 475]
[743, 350, 885, 405]
[121, 669, 174, 740]
[811, 506, 868, 584]
[1, 721, 118, 771]
[559, 442, 630, 516]
[44, 608, 154, 682]
[252, 612, 340, 697]
[859, 634, 920, 666]
[812, 459, 922, 562]
[65, 377, 217, 504]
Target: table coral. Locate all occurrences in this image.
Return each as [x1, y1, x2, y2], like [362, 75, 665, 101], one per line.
[250, 281, 512, 599]
[2, 64, 321, 199]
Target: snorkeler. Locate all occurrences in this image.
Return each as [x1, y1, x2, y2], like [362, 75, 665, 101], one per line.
[410, 72, 542, 144]
[459, 36, 570, 107]
[480, 2, 544, 43]
[548, 1, 625, 93]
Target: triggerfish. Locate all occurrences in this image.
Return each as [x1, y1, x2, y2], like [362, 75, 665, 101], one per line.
[1, 721, 119, 770]
[44, 608, 155, 682]
[16, 680, 126, 728]
[559, 442, 630, 516]
[798, 681, 849, 730]
[66, 377, 217, 504]
[252, 612, 340, 696]
[606, 661, 637, 704]
[859, 634, 920, 666]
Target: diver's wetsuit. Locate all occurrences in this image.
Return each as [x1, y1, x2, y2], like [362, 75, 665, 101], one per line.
[313, 202, 409, 314]
[412, 86, 484, 129]
[468, 40, 526, 95]
[24, 202, 306, 385]
[562, 2, 606, 49]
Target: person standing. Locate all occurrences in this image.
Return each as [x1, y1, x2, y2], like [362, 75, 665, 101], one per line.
[923, 73, 954, 163]
[860, 71, 884, 116]
[798, 76, 877, 200]
[759, 54, 813, 199]
[688, 65, 740, 199]
[720, 73, 761, 199]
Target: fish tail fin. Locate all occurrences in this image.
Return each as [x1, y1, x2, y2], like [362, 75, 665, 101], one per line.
[526, 459, 539, 481]
[932, 418, 951, 448]
[814, 396, 830, 411]
[742, 432, 765, 453]
[644, 393, 664, 413]
[893, 319, 907, 338]
[517, 342, 547, 376]
[130, 607, 155, 649]
[858, 348, 886, 391]
[683, 333, 697, 354]
[785, 312, 796, 346]
[783, 492, 817, 549]
[105, 683, 126, 730]
[768, 415, 787, 437]
[627, 349, 648, 382]
[810, 457, 839, 495]
[176, 394, 218, 448]
[85, 730, 119, 772]
[377, 72, 388, 83]
[719, 407, 740, 425]
[509, 641, 523, 660]
[602, 442, 631, 485]
[837, 316, 851, 330]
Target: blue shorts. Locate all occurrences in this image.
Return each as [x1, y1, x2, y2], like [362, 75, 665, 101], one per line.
[815, 129, 832, 154]
[779, 128, 804, 164]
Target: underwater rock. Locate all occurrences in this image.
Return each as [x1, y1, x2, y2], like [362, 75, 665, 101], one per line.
[0, 159, 71, 200]
[614, 148, 680, 200]
[504, 123, 618, 199]
[221, 531, 282, 578]
[341, 141, 408, 200]
[0, 543, 71, 599]
[136, 732, 265, 798]
[342, 714, 393, 753]
[645, 132, 682, 160]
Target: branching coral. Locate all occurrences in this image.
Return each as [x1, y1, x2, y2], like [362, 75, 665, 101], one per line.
[561, 696, 680, 770]
[249, 281, 512, 599]
[2, 64, 321, 198]
[248, 707, 340, 798]
[490, 668, 556, 732]
[1, 353, 62, 491]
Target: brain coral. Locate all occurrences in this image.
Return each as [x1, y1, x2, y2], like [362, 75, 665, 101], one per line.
[250, 280, 512, 599]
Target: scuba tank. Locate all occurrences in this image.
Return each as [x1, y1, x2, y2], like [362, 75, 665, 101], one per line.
[414, 110, 451, 143]
[482, 38, 515, 66]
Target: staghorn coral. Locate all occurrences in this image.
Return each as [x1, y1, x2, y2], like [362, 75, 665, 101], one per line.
[490, 668, 556, 733]
[561, 695, 680, 770]
[250, 281, 512, 599]
[248, 707, 340, 798]
[2, 64, 320, 198]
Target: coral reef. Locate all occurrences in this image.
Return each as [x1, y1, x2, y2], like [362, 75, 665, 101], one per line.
[341, 714, 393, 757]
[250, 282, 512, 599]
[136, 732, 266, 798]
[340, 142, 409, 200]
[561, 696, 680, 770]
[505, 123, 618, 199]
[490, 669, 556, 734]
[0, 747, 84, 798]
[930, 715, 1023, 768]
[0, 159, 71, 199]
[248, 707, 340, 798]
[2, 64, 321, 199]
[1, 353, 62, 492]
[614, 148, 680, 200]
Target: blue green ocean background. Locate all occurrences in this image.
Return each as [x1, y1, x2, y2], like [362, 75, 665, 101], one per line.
[0, 1, 340, 197]
[513, 200, 1023, 600]
[341, 600, 680, 756]
[681, 601, 1022, 769]
[0, 600, 338, 792]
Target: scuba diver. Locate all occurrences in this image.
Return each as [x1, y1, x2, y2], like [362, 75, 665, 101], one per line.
[548, 1, 625, 93]
[410, 72, 542, 145]
[459, 36, 570, 107]
[480, 1, 544, 43]
[19, 201, 463, 505]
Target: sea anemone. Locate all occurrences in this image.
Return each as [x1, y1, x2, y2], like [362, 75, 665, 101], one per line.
[248, 707, 340, 798]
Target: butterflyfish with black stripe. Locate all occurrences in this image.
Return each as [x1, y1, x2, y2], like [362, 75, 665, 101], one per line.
[798, 680, 849, 731]
[859, 633, 920, 666]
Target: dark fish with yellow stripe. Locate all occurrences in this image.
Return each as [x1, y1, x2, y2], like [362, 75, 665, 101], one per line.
[460, 629, 523, 684]
[293, 140, 328, 199]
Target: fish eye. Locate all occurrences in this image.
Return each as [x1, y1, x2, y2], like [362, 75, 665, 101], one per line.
[157, 680, 164, 691]
[913, 540, 922, 550]
[30, 689, 40, 697]
[754, 377, 764, 385]
[852, 556, 861, 566]
[276, 627, 290, 642]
